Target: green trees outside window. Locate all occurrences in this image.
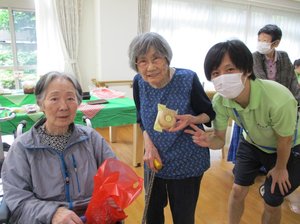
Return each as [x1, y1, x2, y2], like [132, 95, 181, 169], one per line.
[0, 8, 37, 90]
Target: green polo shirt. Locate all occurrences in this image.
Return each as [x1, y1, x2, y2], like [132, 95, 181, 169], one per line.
[296, 71, 300, 84]
[212, 79, 300, 153]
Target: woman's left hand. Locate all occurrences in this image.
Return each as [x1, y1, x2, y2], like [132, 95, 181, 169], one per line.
[52, 207, 84, 224]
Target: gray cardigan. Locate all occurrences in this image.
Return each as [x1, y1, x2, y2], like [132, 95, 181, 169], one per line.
[1, 121, 116, 223]
[253, 51, 300, 105]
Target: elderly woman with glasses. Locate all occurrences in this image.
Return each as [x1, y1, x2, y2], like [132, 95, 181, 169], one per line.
[128, 32, 215, 223]
[1, 71, 121, 224]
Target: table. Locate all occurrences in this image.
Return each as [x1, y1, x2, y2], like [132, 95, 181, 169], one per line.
[0, 93, 36, 108]
[0, 94, 143, 167]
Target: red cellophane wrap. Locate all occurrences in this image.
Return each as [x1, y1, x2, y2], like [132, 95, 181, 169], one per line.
[85, 158, 143, 224]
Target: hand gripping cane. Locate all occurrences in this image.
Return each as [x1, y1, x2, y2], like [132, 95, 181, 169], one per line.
[141, 159, 162, 224]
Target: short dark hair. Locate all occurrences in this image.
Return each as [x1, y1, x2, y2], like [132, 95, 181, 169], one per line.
[204, 39, 256, 81]
[294, 59, 300, 68]
[35, 71, 83, 107]
[258, 24, 282, 42]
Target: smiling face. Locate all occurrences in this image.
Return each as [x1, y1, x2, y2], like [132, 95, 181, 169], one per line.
[41, 77, 79, 135]
[136, 47, 170, 88]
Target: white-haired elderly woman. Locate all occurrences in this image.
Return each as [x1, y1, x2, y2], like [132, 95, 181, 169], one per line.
[128, 32, 215, 223]
[1, 71, 120, 224]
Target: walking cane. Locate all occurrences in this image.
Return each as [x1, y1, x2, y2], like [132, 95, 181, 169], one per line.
[141, 159, 162, 224]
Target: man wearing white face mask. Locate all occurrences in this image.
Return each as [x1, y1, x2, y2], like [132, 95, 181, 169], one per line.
[253, 24, 300, 104]
[212, 73, 247, 99]
[185, 39, 300, 224]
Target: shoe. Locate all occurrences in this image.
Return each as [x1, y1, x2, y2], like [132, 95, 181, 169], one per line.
[259, 185, 264, 197]
[258, 166, 267, 175]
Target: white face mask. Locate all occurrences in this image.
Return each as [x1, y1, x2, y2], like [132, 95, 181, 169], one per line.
[212, 73, 245, 99]
[257, 41, 273, 55]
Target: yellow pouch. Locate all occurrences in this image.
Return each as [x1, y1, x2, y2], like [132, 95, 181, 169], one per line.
[154, 104, 177, 132]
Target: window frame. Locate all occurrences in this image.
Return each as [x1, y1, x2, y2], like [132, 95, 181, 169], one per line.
[0, 6, 37, 89]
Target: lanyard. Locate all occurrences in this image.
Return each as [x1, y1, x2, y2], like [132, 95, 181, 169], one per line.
[232, 108, 299, 152]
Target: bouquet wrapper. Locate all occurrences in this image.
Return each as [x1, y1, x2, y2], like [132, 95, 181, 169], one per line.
[85, 158, 143, 224]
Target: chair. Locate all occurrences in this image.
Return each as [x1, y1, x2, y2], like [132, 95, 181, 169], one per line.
[0, 107, 19, 224]
[82, 116, 92, 128]
[0, 107, 16, 168]
[0, 196, 9, 224]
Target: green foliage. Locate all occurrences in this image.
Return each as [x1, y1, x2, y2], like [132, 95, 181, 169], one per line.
[0, 69, 37, 89]
[18, 51, 37, 65]
[0, 70, 15, 89]
[0, 50, 13, 66]
[13, 11, 36, 31]
[0, 9, 37, 89]
[0, 9, 9, 30]
[0, 10, 35, 31]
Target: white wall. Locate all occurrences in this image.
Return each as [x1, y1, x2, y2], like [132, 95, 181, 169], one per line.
[78, 0, 98, 91]
[0, 0, 34, 9]
[78, 0, 138, 92]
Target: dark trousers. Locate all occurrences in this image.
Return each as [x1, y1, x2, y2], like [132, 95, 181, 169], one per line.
[146, 175, 203, 224]
[235, 138, 300, 206]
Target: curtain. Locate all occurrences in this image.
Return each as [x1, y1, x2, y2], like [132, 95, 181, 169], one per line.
[138, 0, 152, 34]
[34, 0, 64, 76]
[151, 0, 300, 90]
[54, 0, 82, 83]
[34, 0, 82, 82]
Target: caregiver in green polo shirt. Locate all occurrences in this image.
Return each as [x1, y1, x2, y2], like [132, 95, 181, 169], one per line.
[186, 39, 300, 224]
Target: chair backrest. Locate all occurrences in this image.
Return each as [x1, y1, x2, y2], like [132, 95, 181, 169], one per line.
[82, 116, 92, 128]
[0, 108, 16, 162]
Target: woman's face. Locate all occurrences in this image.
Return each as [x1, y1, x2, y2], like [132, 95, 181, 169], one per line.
[136, 47, 169, 88]
[41, 78, 79, 134]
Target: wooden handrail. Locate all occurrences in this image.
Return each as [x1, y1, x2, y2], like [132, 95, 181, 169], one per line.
[91, 79, 133, 88]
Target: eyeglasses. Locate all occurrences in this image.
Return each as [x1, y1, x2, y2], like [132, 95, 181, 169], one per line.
[135, 56, 165, 69]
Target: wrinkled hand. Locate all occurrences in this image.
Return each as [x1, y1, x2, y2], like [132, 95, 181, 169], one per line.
[184, 124, 211, 147]
[52, 207, 83, 224]
[143, 141, 162, 172]
[267, 167, 291, 195]
[168, 114, 193, 132]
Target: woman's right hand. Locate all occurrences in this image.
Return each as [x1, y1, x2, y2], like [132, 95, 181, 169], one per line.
[52, 207, 84, 224]
[143, 131, 162, 172]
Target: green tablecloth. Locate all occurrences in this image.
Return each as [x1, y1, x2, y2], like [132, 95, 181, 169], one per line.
[0, 96, 137, 135]
[0, 94, 36, 107]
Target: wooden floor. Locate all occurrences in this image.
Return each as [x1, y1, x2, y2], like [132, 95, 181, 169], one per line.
[96, 125, 300, 224]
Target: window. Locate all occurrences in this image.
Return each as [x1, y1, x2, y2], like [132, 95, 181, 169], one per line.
[0, 8, 36, 90]
[151, 0, 300, 90]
